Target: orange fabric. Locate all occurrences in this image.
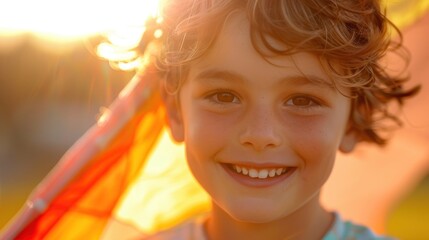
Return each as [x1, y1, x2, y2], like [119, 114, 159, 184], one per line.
[14, 78, 164, 240]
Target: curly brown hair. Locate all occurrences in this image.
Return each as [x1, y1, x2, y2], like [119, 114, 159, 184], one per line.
[154, 0, 419, 145]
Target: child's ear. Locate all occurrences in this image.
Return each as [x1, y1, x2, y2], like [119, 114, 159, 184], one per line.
[162, 87, 185, 142]
[339, 127, 359, 153]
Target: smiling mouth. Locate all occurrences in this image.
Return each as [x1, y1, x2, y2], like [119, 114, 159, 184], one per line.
[226, 164, 294, 179]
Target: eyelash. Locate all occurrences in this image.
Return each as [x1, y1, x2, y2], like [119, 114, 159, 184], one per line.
[285, 95, 322, 108]
[284, 95, 325, 115]
[205, 90, 241, 105]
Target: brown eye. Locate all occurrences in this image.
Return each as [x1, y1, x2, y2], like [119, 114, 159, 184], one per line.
[216, 92, 236, 103]
[286, 96, 320, 108]
[291, 96, 311, 106]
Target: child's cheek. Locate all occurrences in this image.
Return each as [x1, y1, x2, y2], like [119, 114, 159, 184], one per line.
[284, 116, 344, 181]
[183, 108, 238, 158]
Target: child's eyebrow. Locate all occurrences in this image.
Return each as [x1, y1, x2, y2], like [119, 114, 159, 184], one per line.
[194, 69, 335, 89]
[194, 69, 243, 83]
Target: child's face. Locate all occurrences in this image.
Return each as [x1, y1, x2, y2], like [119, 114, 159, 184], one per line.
[167, 13, 355, 223]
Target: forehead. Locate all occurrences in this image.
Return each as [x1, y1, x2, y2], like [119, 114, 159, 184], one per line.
[189, 12, 334, 87]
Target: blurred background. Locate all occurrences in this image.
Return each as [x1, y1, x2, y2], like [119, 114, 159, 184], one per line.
[0, 33, 133, 227]
[0, 1, 429, 239]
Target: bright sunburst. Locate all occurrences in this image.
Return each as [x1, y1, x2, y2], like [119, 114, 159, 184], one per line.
[0, 0, 160, 39]
[0, 0, 161, 70]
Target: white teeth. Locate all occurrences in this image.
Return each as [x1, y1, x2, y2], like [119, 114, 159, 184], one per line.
[233, 165, 288, 178]
[269, 169, 276, 177]
[249, 169, 258, 178]
[258, 169, 268, 179]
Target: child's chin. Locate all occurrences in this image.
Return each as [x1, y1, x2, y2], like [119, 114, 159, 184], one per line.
[226, 206, 286, 224]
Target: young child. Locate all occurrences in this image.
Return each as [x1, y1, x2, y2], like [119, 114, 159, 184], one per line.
[1, 0, 420, 239]
[141, 0, 418, 239]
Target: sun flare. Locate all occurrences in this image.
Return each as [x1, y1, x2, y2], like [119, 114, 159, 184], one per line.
[0, 0, 160, 39]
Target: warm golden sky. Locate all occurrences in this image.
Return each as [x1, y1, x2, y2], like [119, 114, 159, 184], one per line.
[0, 0, 159, 40]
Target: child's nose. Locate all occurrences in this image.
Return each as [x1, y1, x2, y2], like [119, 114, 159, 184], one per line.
[239, 109, 282, 151]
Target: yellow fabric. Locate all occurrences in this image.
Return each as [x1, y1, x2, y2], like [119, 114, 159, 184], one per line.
[114, 129, 211, 234]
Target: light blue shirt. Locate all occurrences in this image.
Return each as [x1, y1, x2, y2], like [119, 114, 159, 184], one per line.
[323, 213, 394, 240]
[144, 212, 394, 240]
